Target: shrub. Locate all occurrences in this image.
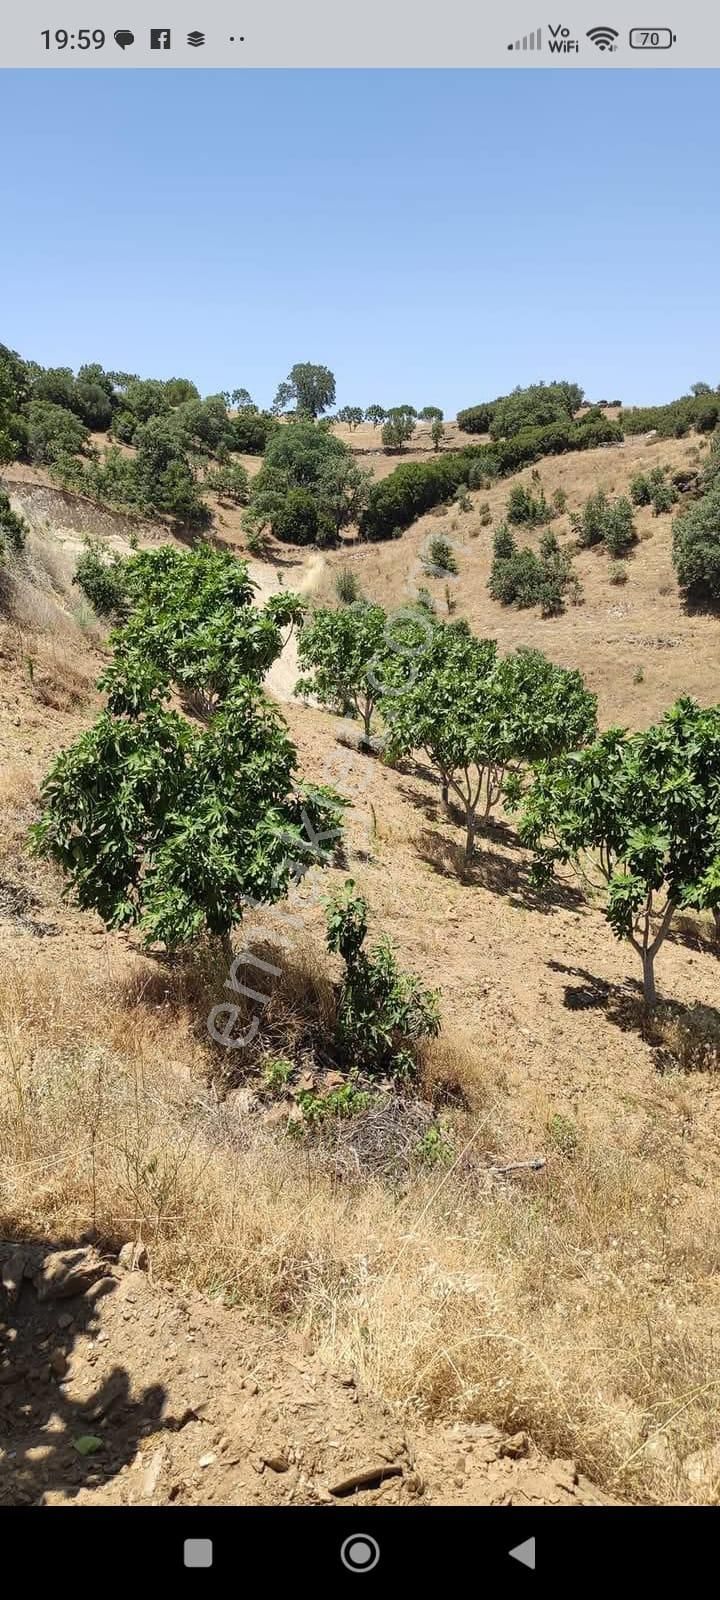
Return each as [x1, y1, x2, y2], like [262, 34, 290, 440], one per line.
[603, 498, 636, 556]
[489, 524, 578, 615]
[296, 600, 390, 738]
[231, 410, 278, 454]
[382, 412, 416, 452]
[572, 490, 636, 556]
[204, 461, 250, 505]
[73, 540, 129, 618]
[335, 567, 362, 604]
[456, 403, 494, 435]
[423, 535, 458, 576]
[609, 562, 629, 586]
[672, 488, 720, 599]
[271, 487, 321, 546]
[0, 488, 27, 559]
[507, 483, 552, 526]
[24, 401, 90, 465]
[325, 881, 440, 1079]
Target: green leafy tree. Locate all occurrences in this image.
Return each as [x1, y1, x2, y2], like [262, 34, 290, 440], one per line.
[296, 601, 390, 739]
[117, 378, 171, 426]
[133, 417, 210, 528]
[272, 363, 336, 418]
[384, 626, 596, 859]
[24, 401, 90, 464]
[230, 387, 255, 410]
[164, 377, 201, 406]
[422, 535, 458, 576]
[382, 411, 416, 452]
[672, 488, 720, 599]
[73, 539, 129, 618]
[32, 545, 339, 949]
[431, 418, 445, 452]
[419, 406, 444, 422]
[365, 405, 386, 427]
[515, 699, 720, 1007]
[204, 460, 251, 505]
[325, 881, 440, 1079]
[336, 406, 364, 430]
[691, 381, 713, 397]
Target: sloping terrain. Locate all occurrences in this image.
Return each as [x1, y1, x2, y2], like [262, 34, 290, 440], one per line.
[2, 427, 720, 1509]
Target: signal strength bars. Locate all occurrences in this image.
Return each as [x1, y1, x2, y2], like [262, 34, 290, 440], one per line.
[508, 28, 542, 51]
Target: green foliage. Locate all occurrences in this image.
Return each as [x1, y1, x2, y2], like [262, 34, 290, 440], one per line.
[273, 363, 336, 418]
[490, 380, 583, 440]
[296, 601, 389, 737]
[364, 405, 386, 427]
[431, 417, 445, 452]
[382, 411, 416, 452]
[571, 490, 636, 557]
[32, 545, 340, 949]
[336, 406, 364, 430]
[619, 394, 719, 439]
[516, 698, 720, 1006]
[248, 421, 369, 546]
[0, 488, 27, 560]
[231, 409, 278, 454]
[415, 1121, 454, 1166]
[335, 568, 362, 604]
[204, 461, 251, 505]
[360, 413, 622, 541]
[507, 482, 553, 526]
[489, 525, 578, 616]
[419, 406, 444, 422]
[325, 881, 440, 1079]
[261, 1055, 293, 1092]
[672, 488, 720, 599]
[115, 378, 170, 426]
[383, 623, 596, 859]
[73, 540, 129, 618]
[630, 466, 678, 516]
[422, 535, 458, 576]
[456, 403, 494, 435]
[609, 562, 628, 586]
[24, 401, 90, 464]
[164, 377, 201, 407]
[295, 1082, 372, 1128]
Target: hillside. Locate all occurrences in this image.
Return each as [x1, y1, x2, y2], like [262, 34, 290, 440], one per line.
[2, 409, 720, 1511]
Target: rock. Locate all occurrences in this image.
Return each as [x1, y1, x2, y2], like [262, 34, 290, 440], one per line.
[261, 1451, 290, 1473]
[198, 1453, 217, 1469]
[33, 1248, 109, 1302]
[118, 1241, 149, 1274]
[50, 1350, 68, 1378]
[499, 1431, 530, 1459]
[1, 1247, 29, 1306]
[142, 1446, 165, 1497]
[327, 1462, 403, 1496]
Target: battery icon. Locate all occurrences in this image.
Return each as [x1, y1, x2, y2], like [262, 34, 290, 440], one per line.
[629, 28, 676, 48]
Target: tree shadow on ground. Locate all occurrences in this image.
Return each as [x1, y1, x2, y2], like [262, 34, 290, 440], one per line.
[416, 828, 586, 913]
[398, 781, 526, 853]
[546, 958, 643, 1030]
[0, 1240, 169, 1506]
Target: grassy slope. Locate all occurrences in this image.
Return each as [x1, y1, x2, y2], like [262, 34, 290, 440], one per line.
[2, 426, 720, 1505]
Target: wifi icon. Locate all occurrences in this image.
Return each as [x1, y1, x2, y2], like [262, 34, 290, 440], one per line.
[587, 25, 619, 51]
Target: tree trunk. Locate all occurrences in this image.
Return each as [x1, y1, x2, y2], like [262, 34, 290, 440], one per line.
[713, 906, 720, 942]
[464, 810, 477, 861]
[362, 701, 373, 741]
[641, 947, 657, 1009]
[441, 779, 450, 816]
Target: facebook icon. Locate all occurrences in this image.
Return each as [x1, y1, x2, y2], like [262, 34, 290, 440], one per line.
[150, 28, 171, 49]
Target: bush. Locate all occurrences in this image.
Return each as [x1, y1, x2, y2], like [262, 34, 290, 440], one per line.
[672, 488, 720, 599]
[489, 524, 577, 614]
[381, 412, 416, 452]
[231, 409, 278, 454]
[507, 482, 552, 526]
[23, 401, 90, 465]
[325, 881, 440, 1080]
[0, 488, 26, 560]
[422, 535, 458, 576]
[609, 562, 629, 586]
[360, 413, 622, 541]
[204, 461, 250, 505]
[73, 541, 130, 618]
[571, 490, 636, 556]
[335, 567, 361, 604]
[456, 403, 494, 435]
[271, 487, 321, 545]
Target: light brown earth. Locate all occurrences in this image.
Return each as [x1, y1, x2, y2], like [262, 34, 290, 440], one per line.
[2, 419, 720, 1509]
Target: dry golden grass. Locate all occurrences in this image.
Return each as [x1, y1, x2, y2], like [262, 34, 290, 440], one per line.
[2, 939, 719, 1505]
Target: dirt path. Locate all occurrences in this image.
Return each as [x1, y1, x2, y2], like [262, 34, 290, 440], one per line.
[1, 1244, 618, 1508]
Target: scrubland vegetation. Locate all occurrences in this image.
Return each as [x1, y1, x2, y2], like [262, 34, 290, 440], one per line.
[4, 347, 720, 1507]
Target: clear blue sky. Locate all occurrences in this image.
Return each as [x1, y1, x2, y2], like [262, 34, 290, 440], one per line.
[1, 69, 718, 413]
